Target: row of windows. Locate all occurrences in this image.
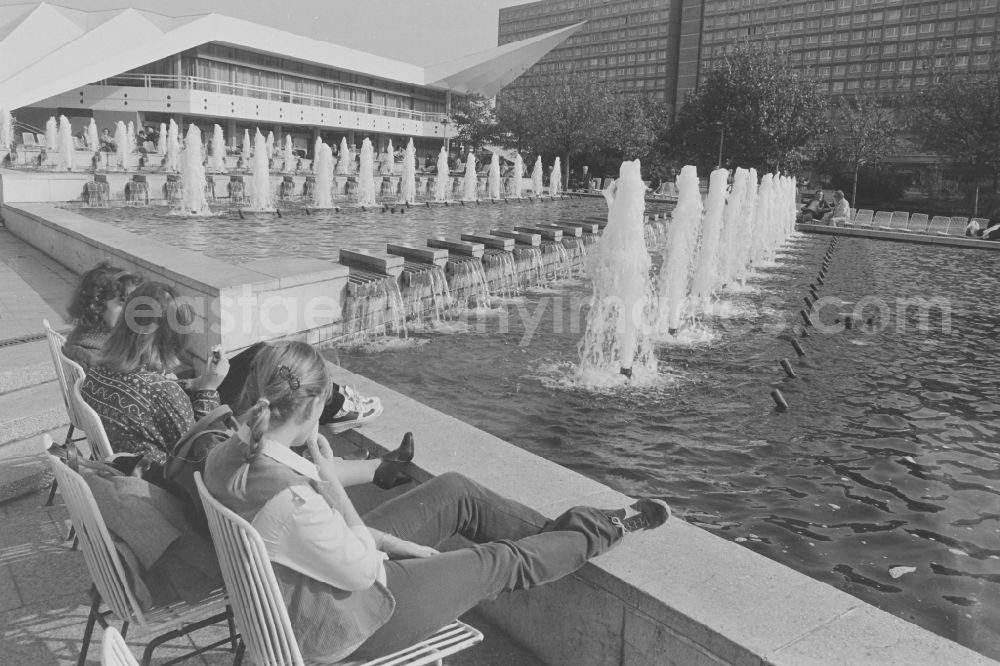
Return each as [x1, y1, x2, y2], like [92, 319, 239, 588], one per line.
[527, 60, 669, 74]
[499, 7, 667, 35]
[703, 52, 993, 73]
[705, 24, 997, 44]
[706, 10, 997, 30]
[501, 0, 664, 20]
[702, 36, 995, 60]
[704, 0, 997, 15]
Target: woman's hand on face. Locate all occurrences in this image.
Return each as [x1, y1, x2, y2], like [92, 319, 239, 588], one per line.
[305, 432, 341, 487]
[194, 346, 229, 391]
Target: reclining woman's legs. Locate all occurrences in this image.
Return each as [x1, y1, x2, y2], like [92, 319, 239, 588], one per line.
[353, 472, 622, 658]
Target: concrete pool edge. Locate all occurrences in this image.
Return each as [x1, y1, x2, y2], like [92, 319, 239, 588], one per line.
[1, 200, 993, 664]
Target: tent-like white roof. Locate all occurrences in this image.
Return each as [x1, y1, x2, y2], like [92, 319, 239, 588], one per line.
[0, 2, 583, 111]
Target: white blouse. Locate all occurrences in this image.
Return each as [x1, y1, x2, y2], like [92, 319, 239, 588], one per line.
[251, 441, 387, 591]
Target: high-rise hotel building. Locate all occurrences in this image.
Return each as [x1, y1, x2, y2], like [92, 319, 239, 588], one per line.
[498, 0, 683, 114]
[500, 0, 999, 111]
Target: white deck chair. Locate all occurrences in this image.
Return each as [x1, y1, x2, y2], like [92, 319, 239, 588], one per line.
[907, 213, 929, 233]
[101, 627, 139, 666]
[42, 320, 90, 506]
[926, 216, 952, 235]
[873, 211, 892, 229]
[888, 210, 909, 230]
[42, 437, 237, 666]
[852, 210, 874, 227]
[195, 472, 484, 666]
[68, 374, 115, 463]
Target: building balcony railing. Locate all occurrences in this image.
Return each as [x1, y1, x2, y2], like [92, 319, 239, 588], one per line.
[94, 74, 444, 124]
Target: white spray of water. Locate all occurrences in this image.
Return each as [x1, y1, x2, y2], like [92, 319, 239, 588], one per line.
[179, 124, 210, 215]
[314, 141, 333, 208]
[114, 121, 129, 171]
[282, 135, 294, 173]
[250, 129, 273, 210]
[87, 119, 99, 153]
[381, 140, 394, 175]
[578, 159, 655, 384]
[512, 153, 523, 198]
[731, 168, 758, 286]
[398, 138, 416, 204]
[531, 156, 543, 196]
[45, 117, 57, 151]
[211, 124, 226, 172]
[338, 137, 351, 175]
[357, 137, 377, 206]
[434, 147, 450, 201]
[58, 115, 73, 171]
[166, 119, 180, 172]
[126, 121, 135, 157]
[156, 122, 166, 154]
[1, 108, 14, 153]
[689, 168, 729, 308]
[551, 157, 562, 195]
[716, 168, 749, 287]
[462, 152, 478, 201]
[240, 129, 251, 166]
[488, 152, 501, 199]
[657, 164, 703, 334]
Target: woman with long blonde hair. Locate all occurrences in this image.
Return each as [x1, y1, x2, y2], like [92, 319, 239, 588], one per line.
[204, 340, 670, 663]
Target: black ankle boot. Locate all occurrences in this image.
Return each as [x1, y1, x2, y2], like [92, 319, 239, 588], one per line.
[373, 433, 415, 490]
[381, 432, 414, 463]
[605, 499, 671, 535]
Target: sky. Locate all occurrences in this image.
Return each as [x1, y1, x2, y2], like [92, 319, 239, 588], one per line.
[0, 0, 534, 65]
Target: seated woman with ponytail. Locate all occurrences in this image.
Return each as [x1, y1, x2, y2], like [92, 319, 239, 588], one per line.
[203, 340, 671, 663]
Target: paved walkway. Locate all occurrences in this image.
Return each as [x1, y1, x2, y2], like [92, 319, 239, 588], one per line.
[0, 224, 543, 665]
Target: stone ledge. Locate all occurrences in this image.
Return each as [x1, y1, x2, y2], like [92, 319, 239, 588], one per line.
[326, 363, 995, 666]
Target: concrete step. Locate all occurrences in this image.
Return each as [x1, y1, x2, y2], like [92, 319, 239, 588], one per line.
[0, 382, 67, 448]
[0, 339, 56, 395]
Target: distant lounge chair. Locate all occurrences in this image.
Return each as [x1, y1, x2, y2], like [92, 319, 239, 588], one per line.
[925, 216, 953, 236]
[852, 209, 874, 227]
[873, 211, 892, 229]
[887, 211, 909, 230]
[907, 213, 929, 233]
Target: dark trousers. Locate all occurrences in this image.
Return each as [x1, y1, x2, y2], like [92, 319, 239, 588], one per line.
[216, 343, 346, 421]
[350, 472, 622, 658]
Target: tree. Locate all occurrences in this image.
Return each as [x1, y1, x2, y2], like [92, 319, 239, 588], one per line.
[450, 95, 499, 151]
[494, 73, 662, 181]
[907, 69, 1000, 212]
[663, 43, 827, 172]
[814, 95, 898, 205]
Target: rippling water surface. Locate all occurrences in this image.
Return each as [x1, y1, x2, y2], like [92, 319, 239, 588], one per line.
[334, 235, 1000, 659]
[78, 201, 1000, 657]
[72, 198, 632, 263]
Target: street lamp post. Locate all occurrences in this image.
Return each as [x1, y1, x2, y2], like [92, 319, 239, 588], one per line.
[716, 121, 725, 169]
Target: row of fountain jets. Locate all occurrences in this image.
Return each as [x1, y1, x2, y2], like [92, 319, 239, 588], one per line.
[578, 160, 799, 384]
[1, 111, 560, 214]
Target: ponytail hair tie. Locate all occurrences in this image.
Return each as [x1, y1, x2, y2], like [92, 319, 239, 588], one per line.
[257, 397, 270, 408]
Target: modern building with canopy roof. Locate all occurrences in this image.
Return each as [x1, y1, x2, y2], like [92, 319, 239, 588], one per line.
[0, 2, 582, 157]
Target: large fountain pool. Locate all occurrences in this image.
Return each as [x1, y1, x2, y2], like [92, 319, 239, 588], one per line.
[332, 235, 1000, 660]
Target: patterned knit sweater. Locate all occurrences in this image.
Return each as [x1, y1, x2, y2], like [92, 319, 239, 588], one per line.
[62, 328, 109, 371]
[81, 367, 219, 464]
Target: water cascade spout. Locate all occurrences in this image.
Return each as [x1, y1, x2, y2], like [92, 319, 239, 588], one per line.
[114, 121, 129, 171]
[314, 142, 334, 208]
[434, 147, 450, 201]
[126, 121, 135, 158]
[578, 159, 655, 383]
[657, 165, 703, 335]
[240, 129, 251, 167]
[462, 153, 478, 202]
[338, 137, 351, 174]
[398, 138, 416, 204]
[45, 117, 57, 151]
[690, 168, 730, 309]
[357, 138, 377, 206]
[250, 129, 273, 210]
[58, 115, 73, 171]
[179, 123, 210, 215]
[211, 124, 226, 172]
[512, 153, 523, 198]
[551, 157, 561, 196]
[488, 152, 501, 199]
[531, 156, 543, 196]
[167, 119, 180, 172]
[734, 169, 759, 284]
[87, 119, 99, 154]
